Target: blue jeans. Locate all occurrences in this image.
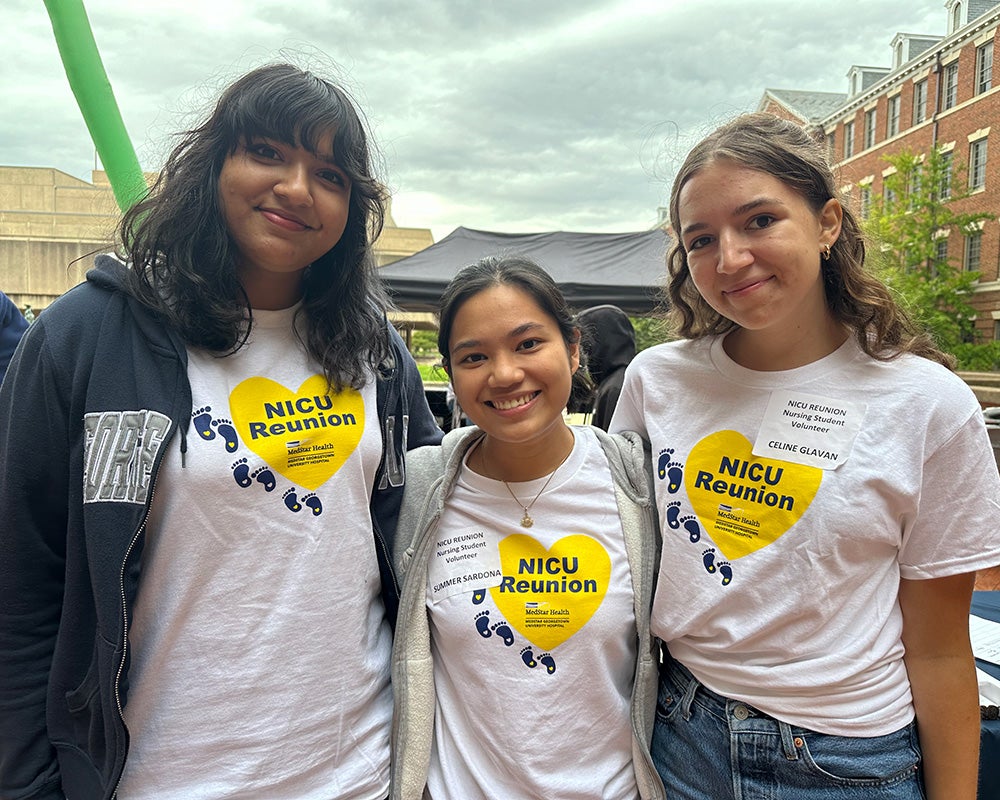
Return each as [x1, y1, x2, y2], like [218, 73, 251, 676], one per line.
[652, 654, 925, 800]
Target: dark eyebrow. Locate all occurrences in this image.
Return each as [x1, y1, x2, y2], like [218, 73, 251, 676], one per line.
[680, 220, 708, 238]
[450, 338, 480, 354]
[734, 197, 785, 216]
[450, 321, 545, 354]
[509, 321, 545, 338]
[680, 197, 786, 238]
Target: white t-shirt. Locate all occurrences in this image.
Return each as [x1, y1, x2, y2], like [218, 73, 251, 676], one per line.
[425, 426, 640, 800]
[119, 305, 391, 799]
[611, 335, 1000, 736]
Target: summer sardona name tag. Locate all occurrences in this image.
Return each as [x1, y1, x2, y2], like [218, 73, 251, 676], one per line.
[428, 529, 503, 604]
[753, 390, 866, 470]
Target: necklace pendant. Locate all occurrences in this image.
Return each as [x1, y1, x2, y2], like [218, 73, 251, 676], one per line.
[520, 512, 534, 528]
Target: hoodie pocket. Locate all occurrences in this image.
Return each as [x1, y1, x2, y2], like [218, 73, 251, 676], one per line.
[63, 642, 109, 768]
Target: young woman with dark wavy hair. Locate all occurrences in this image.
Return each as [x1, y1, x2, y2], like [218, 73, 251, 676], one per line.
[0, 62, 440, 799]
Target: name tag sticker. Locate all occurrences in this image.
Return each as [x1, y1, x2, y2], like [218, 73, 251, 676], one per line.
[427, 530, 503, 604]
[753, 390, 867, 470]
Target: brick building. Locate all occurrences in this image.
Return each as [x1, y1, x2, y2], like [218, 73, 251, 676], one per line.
[760, 0, 1000, 340]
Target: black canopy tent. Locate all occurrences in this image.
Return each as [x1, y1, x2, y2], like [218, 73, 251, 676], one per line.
[379, 226, 670, 315]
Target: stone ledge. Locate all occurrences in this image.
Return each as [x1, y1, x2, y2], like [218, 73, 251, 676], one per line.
[959, 371, 1000, 387]
[969, 386, 1000, 404]
[959, 372, 1000, 406]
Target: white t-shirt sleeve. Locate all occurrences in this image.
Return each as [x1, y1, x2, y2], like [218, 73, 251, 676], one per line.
[899, 408, 1000, 578]
[608, 360, 647, 437]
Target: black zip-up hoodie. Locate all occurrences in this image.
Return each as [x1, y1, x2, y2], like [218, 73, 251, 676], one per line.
[0, 256, 442, 799]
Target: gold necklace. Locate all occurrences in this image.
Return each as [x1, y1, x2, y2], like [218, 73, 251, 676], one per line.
[481, 437, 572, 528]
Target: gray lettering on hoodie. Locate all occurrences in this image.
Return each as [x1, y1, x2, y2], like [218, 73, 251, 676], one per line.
[83, 410, 171, 503]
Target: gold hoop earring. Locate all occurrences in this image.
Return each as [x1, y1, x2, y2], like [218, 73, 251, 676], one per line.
[821, 243, 832, 261]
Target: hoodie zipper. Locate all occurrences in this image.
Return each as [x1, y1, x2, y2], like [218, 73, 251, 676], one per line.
[373, 349, 403, 597]
[109, 449, 164, 799]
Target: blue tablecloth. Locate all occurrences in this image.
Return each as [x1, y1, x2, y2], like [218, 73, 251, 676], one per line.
[973, 591, 999, 800]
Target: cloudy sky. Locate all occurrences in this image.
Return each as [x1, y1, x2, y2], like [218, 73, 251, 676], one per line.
[3, 0, 947, 239]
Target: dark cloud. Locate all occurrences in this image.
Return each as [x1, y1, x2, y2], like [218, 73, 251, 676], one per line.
[3, 0, 949, 237]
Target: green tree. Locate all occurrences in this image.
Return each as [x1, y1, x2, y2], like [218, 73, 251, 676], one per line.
[630, 315, 670, 352]
[408, 328, 439, 358]
[862, 147, 990, 351]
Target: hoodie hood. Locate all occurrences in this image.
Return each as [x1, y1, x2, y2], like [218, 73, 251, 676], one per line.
[88, 253, 131, 293]
[578, 305, 636, 385]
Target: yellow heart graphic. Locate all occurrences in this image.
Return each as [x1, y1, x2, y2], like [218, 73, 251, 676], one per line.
[684, 430, 822, 560]
[229, 375, 364, 491]
[491, 534, 610, 651]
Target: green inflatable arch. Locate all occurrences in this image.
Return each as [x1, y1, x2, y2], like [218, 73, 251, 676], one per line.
[44, 0, 147, 212]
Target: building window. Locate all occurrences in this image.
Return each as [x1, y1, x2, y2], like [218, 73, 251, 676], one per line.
[940, 151, 954, 198]
[952, 2, 963, 33]
[826, 132, 836, 162]
[913, 79, 928, 124]
[884, 183, 897, 205]
[860, 185, 872, 218]
[995, 319, 1000, 341]
[935, 237, 950, 269]
[944, 63, 959, 109]
[864, 109, 877, 149]
[887, 96, 901, 137]
[907, 166, 922, 211]
[970, 138, 988, 190]
[976, 42, 993, 95]
[844, 121, 855, 158]
[965, 230, 982, 271]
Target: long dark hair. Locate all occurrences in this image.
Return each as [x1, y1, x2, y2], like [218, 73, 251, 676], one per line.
[666, 112, 952, 367]
[436, 254, 592, 399]
[119, 62, 391, 389]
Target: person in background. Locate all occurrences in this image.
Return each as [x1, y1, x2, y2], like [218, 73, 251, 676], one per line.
[391, 255, 664, 799]
[0, 62, 441, 799]
[611, 112, 1000, 800]
[577, 304, 637, 430]
[0, 290, 28, 384]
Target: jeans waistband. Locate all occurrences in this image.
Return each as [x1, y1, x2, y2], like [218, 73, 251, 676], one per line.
[660, 646, 779, 722]
[660, 647, 803, 760]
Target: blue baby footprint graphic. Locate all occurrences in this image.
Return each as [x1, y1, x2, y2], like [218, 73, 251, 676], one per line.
[475, 611, 492, 638]
[657, 448, 673, 480]
[539, 653, 556, 674]
[491, 621, 515, 646]
[719, 562, 733, 586]
[211, 418, 239, 453]
[251, 466, 276, 492]
[657, 448, 684, 493]
[702, 548, 717, 574]
[520, 646, 537, 668]
[679, 514, 702, 543]
[666, 501, 682, 529]
[471, 589, 486, 605]
[282, 488, 302, 512]
[303, 494, 323, 516]
[231, 458, 252, 488]
[192, 407, 215, 440]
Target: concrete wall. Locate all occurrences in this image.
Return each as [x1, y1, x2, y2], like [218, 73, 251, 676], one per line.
[0, 166, 434, 311]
